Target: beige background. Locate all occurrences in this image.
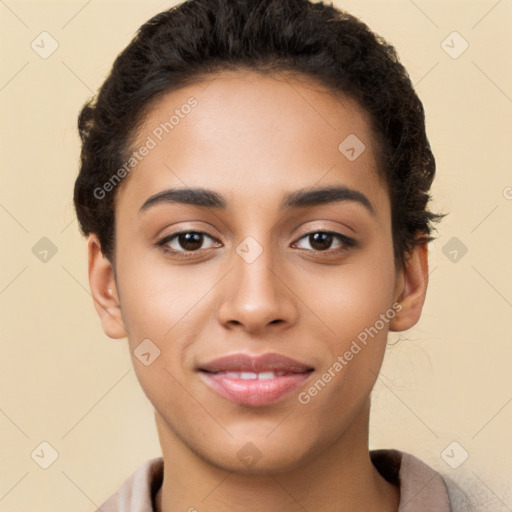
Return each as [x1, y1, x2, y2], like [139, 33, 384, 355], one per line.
[1, 0, 511, 510]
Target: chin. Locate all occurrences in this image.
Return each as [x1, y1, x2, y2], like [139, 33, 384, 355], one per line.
[198, 429, 326, 476]
[209, 447, 311, 476]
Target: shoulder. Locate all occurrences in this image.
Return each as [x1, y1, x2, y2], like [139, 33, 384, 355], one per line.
[442, 472, 509, 512]
[371, 449, 506, 512]
[95, 457, 164, 512]
[371, 449, 451, 511]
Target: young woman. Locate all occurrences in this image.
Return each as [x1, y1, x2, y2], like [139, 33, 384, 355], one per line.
[73, 0, 461, 510]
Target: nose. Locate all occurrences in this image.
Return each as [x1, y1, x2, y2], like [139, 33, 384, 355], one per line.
[217, 242, 298, 335]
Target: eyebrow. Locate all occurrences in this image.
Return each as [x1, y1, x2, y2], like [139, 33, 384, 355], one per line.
[139, 185, 375, 215]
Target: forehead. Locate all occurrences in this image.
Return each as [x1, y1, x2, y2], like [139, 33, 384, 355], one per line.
[118, 69, 388, 216]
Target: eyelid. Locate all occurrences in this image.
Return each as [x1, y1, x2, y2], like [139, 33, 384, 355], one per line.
[291, 219, 357, 238]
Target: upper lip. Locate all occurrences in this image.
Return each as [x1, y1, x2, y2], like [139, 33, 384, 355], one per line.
[199, 353, 314, 373]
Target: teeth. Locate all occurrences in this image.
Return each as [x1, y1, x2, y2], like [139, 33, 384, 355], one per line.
[240, 372, 258, 380]
[220, 371, 280, 380]
[258, 371, 275, 380]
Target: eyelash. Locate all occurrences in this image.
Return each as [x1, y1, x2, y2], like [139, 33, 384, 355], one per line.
[156, 230, 357, 259]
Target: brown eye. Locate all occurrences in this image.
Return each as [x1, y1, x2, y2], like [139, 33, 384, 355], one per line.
[176, 232, 204, 251]
[294, 231, 356, 253]
[308, 232, 334, 251]
[158, 231, 220, 255]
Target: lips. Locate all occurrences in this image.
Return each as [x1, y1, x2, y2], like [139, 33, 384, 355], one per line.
[198, 353, 314, 407]
[200, 353, 313, 373]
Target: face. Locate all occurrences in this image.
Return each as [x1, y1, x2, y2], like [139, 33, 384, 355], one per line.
[88, 69, 427, 473]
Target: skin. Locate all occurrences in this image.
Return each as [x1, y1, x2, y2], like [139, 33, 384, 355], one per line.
[87, 69, 428, 512]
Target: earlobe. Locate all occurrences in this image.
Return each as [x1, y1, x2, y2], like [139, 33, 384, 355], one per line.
[87, 234, 127, 339]
[389, 242, 429, 332]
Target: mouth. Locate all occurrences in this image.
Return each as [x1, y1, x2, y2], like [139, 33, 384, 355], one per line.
[198, 353, 314, 407]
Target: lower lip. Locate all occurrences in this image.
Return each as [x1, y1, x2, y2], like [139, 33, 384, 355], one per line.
[200, 371, 312, 407]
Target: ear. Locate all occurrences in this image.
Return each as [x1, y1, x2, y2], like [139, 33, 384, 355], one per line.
[87, 233, 127, 339]
[389, 242, 429, 332]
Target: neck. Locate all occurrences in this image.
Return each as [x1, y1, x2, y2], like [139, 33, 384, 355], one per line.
[154, 403, 399, 512]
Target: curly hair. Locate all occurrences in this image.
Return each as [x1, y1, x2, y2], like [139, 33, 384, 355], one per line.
[73, 0, 442, 267]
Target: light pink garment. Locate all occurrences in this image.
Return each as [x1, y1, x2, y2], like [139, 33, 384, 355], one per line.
[96, 449, 451, 512]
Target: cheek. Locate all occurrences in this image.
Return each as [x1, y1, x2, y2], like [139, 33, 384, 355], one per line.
[295, 283, 395, 432]
[115, 243, 208, 337]
[114, 257, 209, 410]
[304, 253, 397, 340]
[300, 245, 397, 390]
[114, 247, 224, 397]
